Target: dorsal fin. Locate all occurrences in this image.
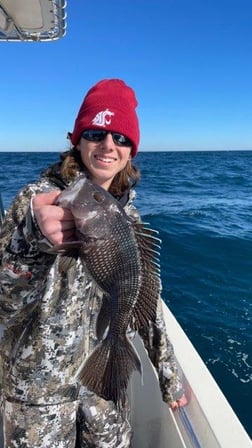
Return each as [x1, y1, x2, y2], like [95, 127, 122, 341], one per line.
[130, 223, 162, 330]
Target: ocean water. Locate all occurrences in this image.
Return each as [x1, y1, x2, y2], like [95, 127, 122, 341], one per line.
[0, 150, 251, 437]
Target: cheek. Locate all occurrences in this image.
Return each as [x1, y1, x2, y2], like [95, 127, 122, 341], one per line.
[119, 148, 132, 165]
[78, 142, 92, 166]
[80, 150, 88, 166]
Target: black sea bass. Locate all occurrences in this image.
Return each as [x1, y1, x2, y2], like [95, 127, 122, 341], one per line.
[54, 174, 161, 407]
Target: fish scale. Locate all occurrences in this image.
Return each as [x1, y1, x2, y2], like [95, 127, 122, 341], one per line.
[52, 174, 161, 407]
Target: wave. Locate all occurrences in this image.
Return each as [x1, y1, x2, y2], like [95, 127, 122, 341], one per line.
[0, 150, 251, 437]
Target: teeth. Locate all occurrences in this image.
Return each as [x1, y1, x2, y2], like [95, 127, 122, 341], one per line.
[96, 156, 114, 163]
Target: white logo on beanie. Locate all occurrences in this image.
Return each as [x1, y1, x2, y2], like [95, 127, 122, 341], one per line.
[92, 109, 114, 127]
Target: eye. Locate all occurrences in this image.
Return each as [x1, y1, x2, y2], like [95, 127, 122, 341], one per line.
[93, 192, 104, 203]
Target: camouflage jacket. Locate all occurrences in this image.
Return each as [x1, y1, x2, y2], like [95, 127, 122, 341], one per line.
[0, 163, 183, 406]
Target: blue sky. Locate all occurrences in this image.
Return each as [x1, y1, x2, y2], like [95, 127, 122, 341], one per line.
[1, 0, 252, 152]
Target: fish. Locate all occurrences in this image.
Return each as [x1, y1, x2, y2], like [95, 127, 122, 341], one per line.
[52, 174, 161, 407]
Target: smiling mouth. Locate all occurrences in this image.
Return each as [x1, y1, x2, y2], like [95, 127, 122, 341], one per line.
[95, 155, 117, 163]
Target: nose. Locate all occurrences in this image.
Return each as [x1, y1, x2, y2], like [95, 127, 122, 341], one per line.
[101, 132, 115, 150]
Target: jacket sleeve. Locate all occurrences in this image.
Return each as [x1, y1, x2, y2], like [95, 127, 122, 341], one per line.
[0, 184, 56, 325]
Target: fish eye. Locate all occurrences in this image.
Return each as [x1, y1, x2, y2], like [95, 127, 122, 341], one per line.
[93, 192, 104, 203]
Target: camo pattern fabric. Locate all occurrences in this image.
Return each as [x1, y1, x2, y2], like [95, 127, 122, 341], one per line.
[2, 389, 132, 447]
[0, 162, 183, 447]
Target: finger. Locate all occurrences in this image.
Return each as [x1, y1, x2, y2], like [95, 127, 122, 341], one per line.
[35, 205, 73, 222]
[170, 401, 179, 411]
[61, 208, 75, 221]
[48, 227, 77, 245]
[32, 190, 61, 208]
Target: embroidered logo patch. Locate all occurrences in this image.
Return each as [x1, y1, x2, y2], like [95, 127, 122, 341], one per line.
[92, 109, 114, 127]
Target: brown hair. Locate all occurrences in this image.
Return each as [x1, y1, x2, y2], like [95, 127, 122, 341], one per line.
[60, 147, 140, 196]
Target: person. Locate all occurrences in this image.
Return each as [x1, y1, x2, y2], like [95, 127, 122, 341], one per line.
[0, 79, 186, 448]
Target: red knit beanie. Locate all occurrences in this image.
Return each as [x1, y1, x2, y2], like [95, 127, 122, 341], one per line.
[70, 79, 140, 157]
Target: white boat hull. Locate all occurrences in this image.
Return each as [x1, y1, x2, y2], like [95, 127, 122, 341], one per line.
[129, 301, 252, 447]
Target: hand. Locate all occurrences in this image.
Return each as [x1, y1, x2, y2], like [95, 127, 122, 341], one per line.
[170, 394, 188, 411]
[32, 191, 76, 246]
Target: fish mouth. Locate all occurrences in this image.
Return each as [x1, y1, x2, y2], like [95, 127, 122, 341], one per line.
[94, 154, 117, 163]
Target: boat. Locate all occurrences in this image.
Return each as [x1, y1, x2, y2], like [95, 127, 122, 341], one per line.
[0, 296, 251, 447]
[0, 190, 251, 446]
[0, 0, 66, 41]
[129, 302, 252, 447]
[0, 1, 251, 446]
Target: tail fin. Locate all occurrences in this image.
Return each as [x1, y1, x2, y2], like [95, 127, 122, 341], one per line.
[77, 335, 142, 408]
